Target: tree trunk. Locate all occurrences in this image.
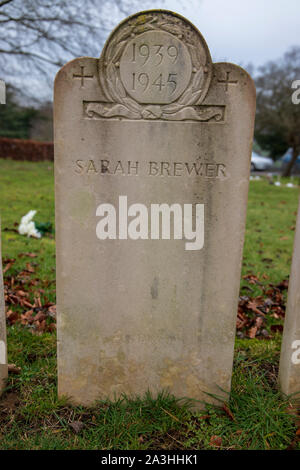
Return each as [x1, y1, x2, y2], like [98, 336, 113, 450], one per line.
[282, 146, 299, 177]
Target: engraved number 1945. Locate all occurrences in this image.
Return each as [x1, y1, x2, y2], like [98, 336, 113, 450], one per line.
[132, 72, 177, 93]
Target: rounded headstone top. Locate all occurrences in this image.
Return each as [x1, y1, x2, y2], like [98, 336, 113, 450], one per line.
[99, 10, 212, 117]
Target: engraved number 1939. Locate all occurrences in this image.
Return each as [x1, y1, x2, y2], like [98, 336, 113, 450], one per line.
[132, 43, 178, 65]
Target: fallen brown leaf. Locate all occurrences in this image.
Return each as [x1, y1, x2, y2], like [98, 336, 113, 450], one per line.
[48, 305, 57, 318]
[3, 262, 12, 274]
[34, 312, 46, 322]
[222, 403, 235, 421]
[249, 326, 257, 339]
[21, 310, 34, 325]
[247, 299, 265, 316]
[210, 435, 222, 447]
[22, 299, 34, 309]
[0, 392, 19, 411]
[25, 263, 35, 273]
[18, 252, 38, 258]
[16, 290, 28, 297]
[8, 364, 21, 375]
[6, 310, 18, 324]
[69, 421, 85, 434]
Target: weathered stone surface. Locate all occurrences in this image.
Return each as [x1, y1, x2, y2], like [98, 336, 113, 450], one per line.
[0, 227, 8, 394]
[54, 10, 256, 406]
[279, 197, 300, 402]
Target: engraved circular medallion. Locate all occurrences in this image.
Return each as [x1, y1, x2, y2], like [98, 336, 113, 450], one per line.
[99, 10, 213, 120]
[119, 31, 192, 104]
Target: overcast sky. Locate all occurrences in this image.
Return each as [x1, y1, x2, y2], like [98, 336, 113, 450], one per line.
[15, 0, 300, 101]
[160, 0, 300, 67]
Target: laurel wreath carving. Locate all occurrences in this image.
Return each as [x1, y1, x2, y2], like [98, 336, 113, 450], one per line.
[99, 13, 212, 121]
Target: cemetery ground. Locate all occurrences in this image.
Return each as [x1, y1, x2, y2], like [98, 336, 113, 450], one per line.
[0, 159, 300, 450]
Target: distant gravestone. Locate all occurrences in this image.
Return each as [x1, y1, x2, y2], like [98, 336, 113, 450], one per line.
[0, 79, 5, 105]
[0, 227, 8, 394]
[279, 197, 300, 403]
[54, 10, 256, 406]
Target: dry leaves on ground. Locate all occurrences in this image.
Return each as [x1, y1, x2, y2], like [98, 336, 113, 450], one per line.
[3, 256, 56, 334]
[237, 276, 288, 339]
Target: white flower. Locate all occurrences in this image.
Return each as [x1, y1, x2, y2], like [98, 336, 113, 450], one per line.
[274, 181, 281, 186]
[18, 222, 27, 235]
[20, 210, 37, 225]
[18, 210, 42, 238]
[286, 183, 295, 188]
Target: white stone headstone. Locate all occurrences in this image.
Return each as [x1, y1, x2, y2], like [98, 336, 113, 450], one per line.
[0, 224, 8, 394]
[279, 197, 300, 403]
[54, 10, 256, 406]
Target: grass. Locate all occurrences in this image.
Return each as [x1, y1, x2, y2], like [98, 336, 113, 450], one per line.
[242, 178, 299, 292]
[0, 160, 55, 305]
[0, 159, 300, 450]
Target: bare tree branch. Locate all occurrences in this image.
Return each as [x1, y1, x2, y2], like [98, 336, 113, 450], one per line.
[0, 0, 14, 8]
[255, 47, 300, 176]
[0, 0, 163, 99]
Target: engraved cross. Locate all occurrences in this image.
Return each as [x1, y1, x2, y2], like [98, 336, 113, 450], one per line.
[73, 66, 94, 88]
[217, 71, 238, 91]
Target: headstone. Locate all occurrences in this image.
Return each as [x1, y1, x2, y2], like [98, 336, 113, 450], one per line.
[0, 226, 8, 394]
[279, 197, 300, 403]
[54, 10, 256, 406]
[0, 79, 5, 105]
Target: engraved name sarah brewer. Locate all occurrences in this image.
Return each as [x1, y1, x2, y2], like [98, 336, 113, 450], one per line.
[74, 159, 227, 178]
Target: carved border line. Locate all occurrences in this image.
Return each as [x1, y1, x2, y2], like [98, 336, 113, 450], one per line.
[83, 101, 226, 123]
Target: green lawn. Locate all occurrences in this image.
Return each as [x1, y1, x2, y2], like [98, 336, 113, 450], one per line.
[242, 178, 298, 289]
[0, 159, 299, 450]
